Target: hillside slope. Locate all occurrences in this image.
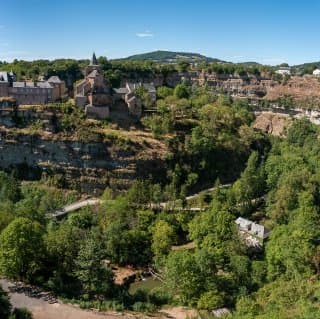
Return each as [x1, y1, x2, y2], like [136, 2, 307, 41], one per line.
[125, 50, 224, 63]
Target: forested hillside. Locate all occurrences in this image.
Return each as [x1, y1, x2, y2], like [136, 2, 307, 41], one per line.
[1, 78, 320, 318]
[125, 50, 223, 63]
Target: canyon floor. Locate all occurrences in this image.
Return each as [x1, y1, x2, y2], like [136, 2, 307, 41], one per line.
[0, 279, 196, 319]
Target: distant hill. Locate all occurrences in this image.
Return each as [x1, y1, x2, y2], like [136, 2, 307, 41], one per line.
[292, 61, 320, 74]
[237, 61, 262, 67]
[125, 50, 224, 63]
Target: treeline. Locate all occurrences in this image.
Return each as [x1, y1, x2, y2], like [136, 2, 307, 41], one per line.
[0, 57, 175, 89]
[0, 56, 278, 93]
[198, 62, 275, 77]
[0, 59, 87, 89]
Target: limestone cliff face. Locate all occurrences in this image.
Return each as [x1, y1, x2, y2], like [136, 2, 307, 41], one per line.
[122, 71, 320, 102]
[0, 130, 167, 195]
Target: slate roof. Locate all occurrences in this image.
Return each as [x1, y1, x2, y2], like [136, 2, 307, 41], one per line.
[113, 88, 129, 94]
[12, 81, 53, 89]
[126, 82, 156, 93]
[126, 82, 136, 92]
[127, 95, 138, 103]
[12, 82, 25, 87]
[38, 82, 53, 88]
[47, 76, 62, 83]
[87, 69, 100, 78]
[235, 217, 270, 239]
[0, 71, 8, 82]
[235, 217, 252, 230]
[143, 83, 156, 93]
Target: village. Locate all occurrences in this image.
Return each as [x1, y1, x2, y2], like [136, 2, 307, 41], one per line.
[0, 53, 319, 319]
[2, 53, 320, 124]
[0, 53, 157, 120]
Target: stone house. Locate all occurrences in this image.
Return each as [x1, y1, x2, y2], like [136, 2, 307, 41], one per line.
[47, 76, 67, 101]
[275, 67, 291, 76]
[113, 81, 156, 117]
[0, 71, 66, 105]
[235, 217, 270, 247]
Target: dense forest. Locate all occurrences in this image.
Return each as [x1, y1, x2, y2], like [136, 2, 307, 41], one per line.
[0, 51, 320, 317]
[0, 72, 320, 318]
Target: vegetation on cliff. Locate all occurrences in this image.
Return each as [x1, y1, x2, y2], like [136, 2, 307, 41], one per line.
[1, 116, 320, 317]
[1, 75, 320, 318]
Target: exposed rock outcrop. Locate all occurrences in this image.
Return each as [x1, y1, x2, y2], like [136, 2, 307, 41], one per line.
[0, 129, 167, 195]
[253, 112, 291, 136]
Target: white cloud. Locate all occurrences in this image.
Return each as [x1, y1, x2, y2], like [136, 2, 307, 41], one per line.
[136, 31, 153, 38]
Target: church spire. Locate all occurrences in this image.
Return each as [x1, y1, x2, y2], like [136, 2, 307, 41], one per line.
[91, 52, 98, 65]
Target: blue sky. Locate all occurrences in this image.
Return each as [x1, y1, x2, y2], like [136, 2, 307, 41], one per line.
[1, 0, 320, 65]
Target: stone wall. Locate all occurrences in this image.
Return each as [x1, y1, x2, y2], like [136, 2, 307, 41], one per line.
[0, 130, 166, 195]
[0, 107, 56, 131]
[85, 105, 109, 119]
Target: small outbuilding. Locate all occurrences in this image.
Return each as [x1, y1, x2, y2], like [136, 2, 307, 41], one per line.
[313, 68, 320, 76]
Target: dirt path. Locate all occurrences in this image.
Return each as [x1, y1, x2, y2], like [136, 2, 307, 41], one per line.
[0, 279, 136, 319]
[0, 279, 199, 319]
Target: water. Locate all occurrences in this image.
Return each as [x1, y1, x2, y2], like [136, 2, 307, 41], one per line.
[129, 277, 161, 294]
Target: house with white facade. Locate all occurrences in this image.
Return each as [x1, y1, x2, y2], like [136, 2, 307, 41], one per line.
[275, 67, 291, 76]
[313, 68, 320, 76]
[235, 217, 271, 247]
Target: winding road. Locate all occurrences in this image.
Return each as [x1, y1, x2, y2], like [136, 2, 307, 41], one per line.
[45, 198, 102, 218]
[46, 183, 232, 219]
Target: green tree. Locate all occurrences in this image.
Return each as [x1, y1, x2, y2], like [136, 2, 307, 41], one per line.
[176, 60, 190, 72]
[164, 250, 205, 305]
[10, 308, 33, 319]
[174, 84, 191, 99]
[197, 290, 224, 310]
[287, 118, 318, 147]
[0, 218, 44, 281]
[231, 151, 265, 215]
[0, 285, 11, 319]
[152, 220, 176, 262]
[75, 234, 114, 299]
[45, 222, 84, 295]
[0, 172, 21, 203]
[156, 86, 173, 99]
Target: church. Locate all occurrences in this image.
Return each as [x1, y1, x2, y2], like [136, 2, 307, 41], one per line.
[74, 53, 112, 119]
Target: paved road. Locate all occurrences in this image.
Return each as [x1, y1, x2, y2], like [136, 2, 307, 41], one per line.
[185, 183, 231, 201]
[46, 198, 102, 218]
[151, 183, 231, 211]
[46, 183, 232, 218]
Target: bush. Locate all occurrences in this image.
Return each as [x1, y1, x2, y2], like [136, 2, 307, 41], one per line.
[132, 301, 157, 313]
[10, 308, 33, 319]
[174, 84, 191, 99]
[149, 289, 171, 306]
[197, 290, 224, 310]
